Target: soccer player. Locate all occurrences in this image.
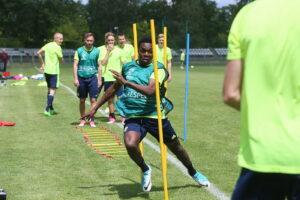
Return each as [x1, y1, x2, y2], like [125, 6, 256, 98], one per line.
[117, 34, 134, 63]
[74, 33, 102, 128]
[37, 32, 63, 116]
[156, 33, 172, 82]
[180, 49, 185, 69]
[82, 35, 210, 192]
[98, 32, 126, 123]
[223, 0, 300, 199]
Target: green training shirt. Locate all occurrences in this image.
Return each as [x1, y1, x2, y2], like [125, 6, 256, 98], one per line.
[42, 42, 63, 75]
[98, 45, 126, 82]
[156, 44, 172, 64]
[227, 0, 300, 174]
[116, 44, 134, 63]
[74, 46, 100, 78]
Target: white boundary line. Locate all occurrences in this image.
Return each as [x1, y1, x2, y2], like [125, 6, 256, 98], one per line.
[35, 67, 229, 199]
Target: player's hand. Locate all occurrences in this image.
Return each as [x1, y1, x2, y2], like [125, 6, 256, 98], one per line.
[107, 44, 114, 52]
[98, 80, 102, 88]
[110, 69, 127, 85]
[168, 75, 172, 82]
[40, 64, 44, 72]
[74, 79, 79, 87]
[81, 109, 97, 121]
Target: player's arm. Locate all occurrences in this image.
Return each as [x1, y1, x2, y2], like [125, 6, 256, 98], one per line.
[167, 59, 172, 82]
[101, 45, 113, 66]
[223, 59, 243, 111]
[81, 82, 121, 120]
[97, 60, 102, 87]
[73, 58, 79, 87]
[37, 49, 45, 71]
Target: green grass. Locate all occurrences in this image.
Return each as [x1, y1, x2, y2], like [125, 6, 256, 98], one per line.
[0, 63, 240, 200]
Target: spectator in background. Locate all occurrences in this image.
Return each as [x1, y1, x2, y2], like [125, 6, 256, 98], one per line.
[37, 32, 64, 116]
[223, 0, 300, 199]
[0, 49, 9, 72]
[156, 34, 172, 82]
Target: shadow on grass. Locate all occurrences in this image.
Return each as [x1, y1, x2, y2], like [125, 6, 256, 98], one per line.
[69, 116, 108, 126]
[78, 176, 201, 199]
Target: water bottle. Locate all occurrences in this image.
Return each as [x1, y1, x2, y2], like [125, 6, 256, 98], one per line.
[0, 189, 6, 200]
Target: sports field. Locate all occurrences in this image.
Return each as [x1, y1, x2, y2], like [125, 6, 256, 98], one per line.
[0, 63, 240, 200]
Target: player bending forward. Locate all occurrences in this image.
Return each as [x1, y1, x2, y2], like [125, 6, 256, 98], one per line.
[82, 35, 209, 191]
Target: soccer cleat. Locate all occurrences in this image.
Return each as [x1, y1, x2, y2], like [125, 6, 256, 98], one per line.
[193, 171, 210, 187]
[89, 121, 96, 128]
[44, 110, 51, 117]
[107, 116, 117, 124]
[50, 109, 57, 115]
[142, 165, 152, 192]
[78, 120, 86, 127]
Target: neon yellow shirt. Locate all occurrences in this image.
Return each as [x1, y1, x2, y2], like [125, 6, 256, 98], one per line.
[117, 44, 134, 63]
[98, 45, 126, 82]
[156, 44, 172, 64]
[227, 0, 300, 174]
[42, 42, 62, 75]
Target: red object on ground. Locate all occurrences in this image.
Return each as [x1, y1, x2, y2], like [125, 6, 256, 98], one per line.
[0, 121, 16, 126]
[2, 72, 10, 76]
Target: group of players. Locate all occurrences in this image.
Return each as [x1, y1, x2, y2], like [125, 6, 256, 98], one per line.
[36, 32, 209, 192]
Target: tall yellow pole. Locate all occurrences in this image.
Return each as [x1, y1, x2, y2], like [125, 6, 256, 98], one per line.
[133, 23, 138, 60]
[150, 19, 169, 200]
[133, 23, 144, 180]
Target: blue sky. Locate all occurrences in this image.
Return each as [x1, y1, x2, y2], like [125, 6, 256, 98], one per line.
[79, 0, 237, 7]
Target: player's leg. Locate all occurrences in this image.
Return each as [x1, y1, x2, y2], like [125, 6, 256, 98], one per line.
[77, 77, 88, 126]
[146, 118, 210, 187]
[44, 74, 57, 116]
[88, 76, 99, 127]
[104, 81, 117, 123]
[124, 118, 152, 191]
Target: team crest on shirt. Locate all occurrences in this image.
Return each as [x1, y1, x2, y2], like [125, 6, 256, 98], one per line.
[81, 53, 87, 60]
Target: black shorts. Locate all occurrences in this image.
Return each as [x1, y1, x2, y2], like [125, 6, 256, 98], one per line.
[100, 80, 123, 97]
[232, 168, 300, 200]
[123, 118, 178, 143]
[45, 73, 58, 89]
[77, 75, 99, 99]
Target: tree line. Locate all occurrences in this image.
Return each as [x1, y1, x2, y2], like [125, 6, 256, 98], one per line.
[0, 0, 252, 49]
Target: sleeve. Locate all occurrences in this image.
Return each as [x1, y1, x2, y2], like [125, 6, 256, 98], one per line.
[57, 46, 63, 58]
[99, 47, 106, 61]
[74, 51, 79, 60]
[227, 11, 243, 60]
[150, 69, 166, 84]
[167, 48, 172, 60]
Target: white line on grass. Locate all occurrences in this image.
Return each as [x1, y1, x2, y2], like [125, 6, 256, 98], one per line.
[35, 67, 229, 200]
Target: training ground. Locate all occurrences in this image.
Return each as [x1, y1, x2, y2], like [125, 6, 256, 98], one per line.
[0, 63, 240, 200]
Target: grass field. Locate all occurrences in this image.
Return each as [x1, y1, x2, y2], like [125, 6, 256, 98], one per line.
[0, 63, 240, 200]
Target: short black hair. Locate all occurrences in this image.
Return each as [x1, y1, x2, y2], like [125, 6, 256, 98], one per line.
[138, 35, 152, 49]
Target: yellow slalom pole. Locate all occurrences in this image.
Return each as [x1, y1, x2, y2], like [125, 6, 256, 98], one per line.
[150, 19, 169, 200]
[162, 26, 168, 175]
[133, 23, 139, 60]
[133, 23, 144, 180]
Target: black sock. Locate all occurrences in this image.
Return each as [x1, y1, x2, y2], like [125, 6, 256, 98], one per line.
[109, 112, 115, 118]
[45, 94, 54, 111]
[186, 164, 197, 176]
[138, 160, 149, 172]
